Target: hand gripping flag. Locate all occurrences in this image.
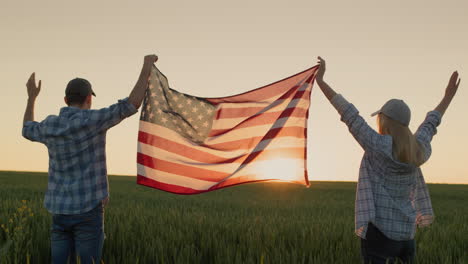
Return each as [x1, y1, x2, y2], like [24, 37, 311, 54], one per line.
[137, 65, 318, 194]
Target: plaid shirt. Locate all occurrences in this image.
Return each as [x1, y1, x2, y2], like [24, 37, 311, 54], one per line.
[22, 98, 137, 214]
[331, 94, 438, 241]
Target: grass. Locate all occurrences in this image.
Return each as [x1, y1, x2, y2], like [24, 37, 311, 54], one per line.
[0, 171, 467, 263]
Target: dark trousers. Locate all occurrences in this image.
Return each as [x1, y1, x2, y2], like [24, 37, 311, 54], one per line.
[50, 203, 105, 264]
[361, 223, 415, 264]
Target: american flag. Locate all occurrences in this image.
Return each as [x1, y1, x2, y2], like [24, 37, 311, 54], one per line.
[137, 65, 318, 194]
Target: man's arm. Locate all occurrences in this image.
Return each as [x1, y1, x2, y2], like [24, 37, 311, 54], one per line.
[434, 71, 460, 116]
[128, 55, 158, 109]
[23, 72, 41, 124]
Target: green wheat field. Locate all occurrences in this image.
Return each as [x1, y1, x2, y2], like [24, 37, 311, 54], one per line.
[0, 171, 467, 263]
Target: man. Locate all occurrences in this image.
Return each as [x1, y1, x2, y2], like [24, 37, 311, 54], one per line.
[22, 54, 158, 263]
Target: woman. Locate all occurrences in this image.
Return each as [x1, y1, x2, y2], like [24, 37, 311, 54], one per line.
[315, 57, 460, 263]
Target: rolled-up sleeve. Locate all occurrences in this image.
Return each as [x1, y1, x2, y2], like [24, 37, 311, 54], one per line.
[90, 98, 138, 131]
[22, 121, 46, 143]
[415, 111, 442, 162]
[331, 94, 389, 152]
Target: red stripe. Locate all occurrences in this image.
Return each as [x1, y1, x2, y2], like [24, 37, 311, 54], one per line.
[210, 108, 308, 137]
[214, 90, 309, 120]
[137, 175, 203, 194]
[208, 126, 306, 150]
[137, 152, 228, 181]
[139, 131, 237, 163]
[210, 173, 307, 190]
[304, 100, 310, 186]
[206, 66, 318, 105]
[137, 174, 303, 195]
[139, 131, 305, 163]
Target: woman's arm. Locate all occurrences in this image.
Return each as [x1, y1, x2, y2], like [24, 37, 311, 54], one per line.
[434, 71, 461, 116]
[314, 57, 389, 153]
[315, 56, 337, 101]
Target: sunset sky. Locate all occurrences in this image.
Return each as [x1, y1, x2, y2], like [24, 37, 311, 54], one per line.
[2, 0, 467, 184]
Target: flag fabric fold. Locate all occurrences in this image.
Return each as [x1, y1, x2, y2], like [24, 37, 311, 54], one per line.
[137, 65, 318, 194]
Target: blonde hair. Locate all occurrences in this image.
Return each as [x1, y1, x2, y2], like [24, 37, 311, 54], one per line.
[378, 114, 425, 167]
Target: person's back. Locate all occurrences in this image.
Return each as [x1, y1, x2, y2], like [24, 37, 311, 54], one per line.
[24, 99, 137, 214]
[314, 56, 461, 264]
[22, 55, 158, 263]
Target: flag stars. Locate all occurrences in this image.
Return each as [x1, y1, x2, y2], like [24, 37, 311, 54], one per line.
[197, 114, 203, 120]
[192, 107, 198, 113]
[178, 103, 183, 108]
[161, 117, 168, 123]
[202, 121, 209, 127]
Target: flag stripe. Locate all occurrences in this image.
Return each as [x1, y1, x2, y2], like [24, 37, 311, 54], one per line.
[137, 174, 206, 194]
[137, 152, 229, 181]
[137, 164, 215, 190]
[139, 120, 306, 147]
[138, 155, 306, 193]
[138, 143, 305, 173]
[139, 132, 306, 163]
[206, 67, 317, 105]
[137, 174, 276, 194]
[209, 108, 309, 136]
[213, 86, 307, 119]
[215, 99, 310, 120]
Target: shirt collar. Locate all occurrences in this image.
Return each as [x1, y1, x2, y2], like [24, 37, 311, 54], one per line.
[59, 106, 85, 117]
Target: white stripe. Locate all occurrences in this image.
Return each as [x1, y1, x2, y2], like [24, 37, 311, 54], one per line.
[214, 84, 311, 109]
[212, 105, 310, 130]
[138, 164, 215, 190]
[139, 117, 306, 146]
[137, 138, 305, 173]
[138, 156, 306, 191]
[208, 117, 306, 143]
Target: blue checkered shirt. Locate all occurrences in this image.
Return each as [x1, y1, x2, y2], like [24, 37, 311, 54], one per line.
[331, 94, 438, 241]
[22, 98, 137, 214]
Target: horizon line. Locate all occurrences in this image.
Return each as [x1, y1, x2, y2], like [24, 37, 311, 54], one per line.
[2, 170, 467, 186]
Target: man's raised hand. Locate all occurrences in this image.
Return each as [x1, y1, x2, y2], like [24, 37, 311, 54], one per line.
[445, 71, 461, 99]
[316, 56, 326, 82]
[144, 55, 158, 65]
[26, 72, 41, 100]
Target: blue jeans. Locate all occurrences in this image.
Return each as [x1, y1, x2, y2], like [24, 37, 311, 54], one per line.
[51, 202, 105, 264]
[361, 222, 415, 264]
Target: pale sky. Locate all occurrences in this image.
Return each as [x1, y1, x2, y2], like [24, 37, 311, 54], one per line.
[2, 0, 467, 184]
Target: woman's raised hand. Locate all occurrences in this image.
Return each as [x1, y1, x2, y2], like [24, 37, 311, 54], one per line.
[316, 56, 326, 82]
